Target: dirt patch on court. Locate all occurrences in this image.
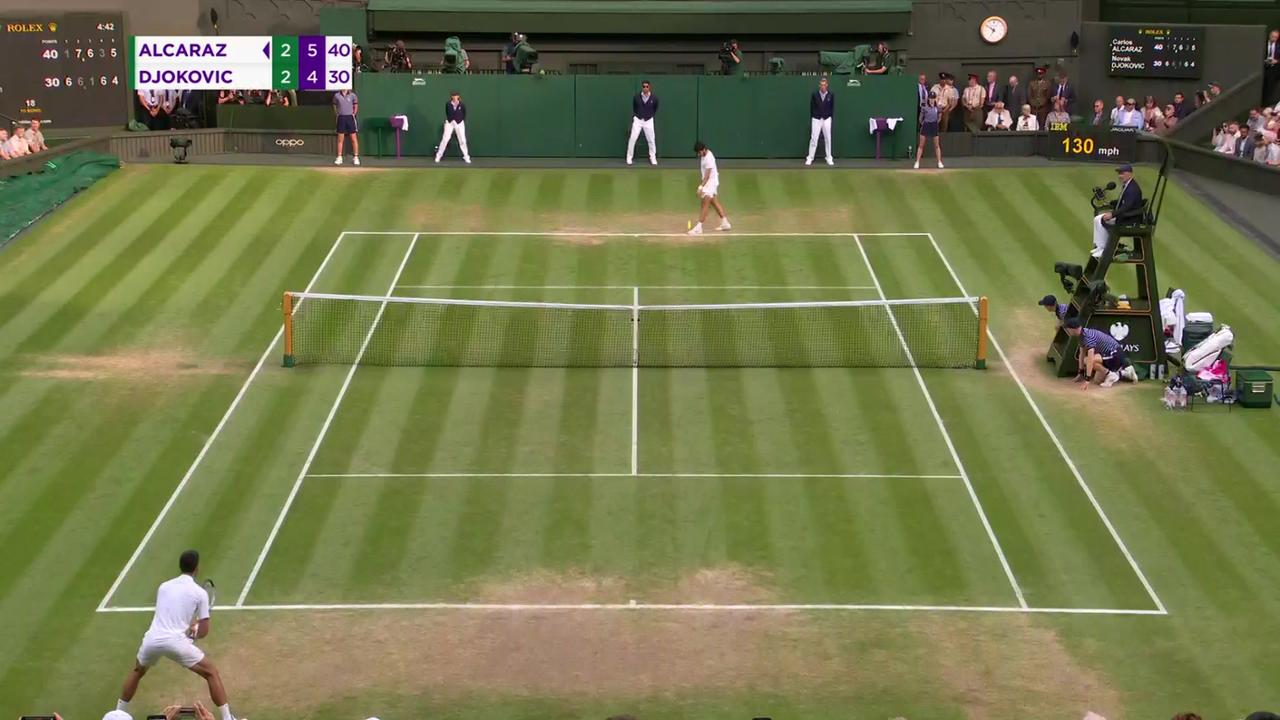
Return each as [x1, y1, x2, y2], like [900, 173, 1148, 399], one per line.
[20, 350, 239, 382]
[467, 564, 776, 605]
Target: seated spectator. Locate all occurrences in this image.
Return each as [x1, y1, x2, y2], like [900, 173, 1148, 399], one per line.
[217, 90, 242, 105]
[1141, 96, 1161, 127]
[984, 100, 1012, 130]
[1143, 102, 1165, 132]
[1253, 132, 1274, 163]
[1045, 97, 1071, 126]
[1109, 95, 1125, 125]
[1239, 129, 1259, 159]
[1159, 105, 1179, 133]
[1212, 122, 1240, 154]
[1247, 107, 1265, 134]
[1171, 91, 1192, 119]
[269, 90, 292, 107]
[1015, 104, 1039, 131]
[1088, 99, 1108, 127]
[246, 90, 268, 105]
[26, 119, 47, 152]
[1194, 89, 1211, 108]
[0, 129, 11, 160]
[5, 127, 32, 158]
[1208, 81, 1222, 100]
[1115, 98, 1144, 128]
[1266, 132, 1280, 165]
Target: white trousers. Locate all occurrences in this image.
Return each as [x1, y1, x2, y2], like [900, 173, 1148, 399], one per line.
[807, 117, 833, 162]
[1092, 214, 1112, 258]
[436, 120, 470, 161]
[626, 117, 656, 162]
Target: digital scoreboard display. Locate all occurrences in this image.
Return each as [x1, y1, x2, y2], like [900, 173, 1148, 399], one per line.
[1108, 25, 1204, 78]
[129, 36, 354, 91]
[0, 13, 127, 128]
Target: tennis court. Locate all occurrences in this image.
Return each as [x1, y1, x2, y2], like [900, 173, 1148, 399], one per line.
[98, 229, 1161, 614]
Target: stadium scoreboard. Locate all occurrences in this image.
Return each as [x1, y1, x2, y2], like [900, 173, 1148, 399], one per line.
[0, 13, 127, 127]
[129, 36, 354, 90]
[1108, 25, 1204, 78]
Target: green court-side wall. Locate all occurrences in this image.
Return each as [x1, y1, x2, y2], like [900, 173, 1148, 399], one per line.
[354, 74, 916, 159]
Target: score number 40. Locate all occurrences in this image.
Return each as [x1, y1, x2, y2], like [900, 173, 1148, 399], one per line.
[277, 41, 352, 87]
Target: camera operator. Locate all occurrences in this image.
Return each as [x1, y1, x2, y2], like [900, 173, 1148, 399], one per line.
[1091, 164, 1143, 258]
[862, 41, 890, 75]
[385, 40, 413, 73]
[719, 39, 742, 75]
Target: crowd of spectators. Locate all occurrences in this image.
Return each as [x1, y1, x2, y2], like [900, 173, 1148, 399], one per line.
[216, 89, 298, 108]
[0, 119, 49, 162]
[1211, 99, 1280, 165]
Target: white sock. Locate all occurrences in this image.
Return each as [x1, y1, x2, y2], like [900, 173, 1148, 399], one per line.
[219, 703, 234, 720]
[117, 700, 129, 712]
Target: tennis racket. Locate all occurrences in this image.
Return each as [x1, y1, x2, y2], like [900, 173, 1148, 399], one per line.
[202, 579, 217, 607]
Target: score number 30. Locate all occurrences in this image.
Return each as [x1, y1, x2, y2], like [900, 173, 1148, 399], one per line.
[1061, 136, 1096, 154]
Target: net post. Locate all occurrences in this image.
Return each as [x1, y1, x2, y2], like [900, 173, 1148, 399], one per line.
[282, 292, 295, 368]
[976, 296, 989, 369]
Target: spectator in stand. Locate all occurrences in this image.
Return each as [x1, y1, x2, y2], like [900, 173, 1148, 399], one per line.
[982, 70, 1001, 115]
[26, 119, 47, 152]
[246, 90, 267, 105]
[1207, 81, 1222, 100]
[1266, 131, 1280, 165]
[1267, 29, 1280, 102]
[385, 40, 413, 72]
[1253, 132, 1270, 162]
[5, 127, 32, 158]
[1115, 98, 1144, 128]
[1171, 92, 1193, 120]
[1088, 99, 1108, 127]
[1142, 96, 1163, 130]
[269, 90, 292, 107]
[931, 72, 959, 132]
[216, 90, 243, 105]
[916, 73, 930, 107]
[1004, 74, 1026, 117]
[1212, 121, 1241, 154]
[501, 32, 519, 74]
[1159, 104, 1180, 133]
[1106, 95, 1124, 125]
[0, 129, 11, 160]
[1238, 129, 1258, 159]
[1046, 97, 1071, 126]
[1052, 70, 1076, 116]
[1194, 89, 1211, 109]
[984, 100, 1012, 130]
[1028, 65, 1051, 126]
[1015, 104, 1039, 131]
[352, 44, 366, 72]
[1248, 107, 1266, 134]
[962, 73, 986, 132]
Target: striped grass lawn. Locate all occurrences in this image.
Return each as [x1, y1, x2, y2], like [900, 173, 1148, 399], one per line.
[1, 163, 1278, 719]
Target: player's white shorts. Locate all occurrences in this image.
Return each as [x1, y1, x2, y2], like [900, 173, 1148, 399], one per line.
[698, 180, 719, 198]
[137, 633, 205, 668]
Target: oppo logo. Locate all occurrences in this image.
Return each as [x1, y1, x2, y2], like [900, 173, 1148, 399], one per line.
[275, 138, 305, 147]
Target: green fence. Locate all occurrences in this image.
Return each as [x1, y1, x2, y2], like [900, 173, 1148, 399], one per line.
[353, 73, 917, 158]
[0, 151, 119, 246]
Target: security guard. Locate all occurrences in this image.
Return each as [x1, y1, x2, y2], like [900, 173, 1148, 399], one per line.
[1028, 65, 1052, 128]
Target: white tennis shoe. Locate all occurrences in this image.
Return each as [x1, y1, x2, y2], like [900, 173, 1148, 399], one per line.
[687, 223, 703, 235]
[1100, 371, 1121, 388]
[334, 157, 342, 165]
[717, 219, 732, 231]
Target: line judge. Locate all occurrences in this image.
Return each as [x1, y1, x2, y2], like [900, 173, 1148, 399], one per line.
[805, 76, 835, 166]
[434, 91, 472, 164]
[626, 80, 659, 165]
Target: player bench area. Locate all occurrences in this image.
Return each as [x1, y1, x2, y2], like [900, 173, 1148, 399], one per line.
[96, 230, 1166, 617]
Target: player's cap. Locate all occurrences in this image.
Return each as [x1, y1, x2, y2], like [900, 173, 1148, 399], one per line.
[103, 711, 133, 720]
[1039, 294, 1057, 307]
[1115, 164, 1134, 173]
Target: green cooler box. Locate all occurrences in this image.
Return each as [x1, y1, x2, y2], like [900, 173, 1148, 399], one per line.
[1235, 369, 1273, 408]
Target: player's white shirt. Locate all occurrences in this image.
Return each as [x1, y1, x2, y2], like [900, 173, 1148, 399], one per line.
[699, 150, 718, 184]
[145, 574, 210, 640]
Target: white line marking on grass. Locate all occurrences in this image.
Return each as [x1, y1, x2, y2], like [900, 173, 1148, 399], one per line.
[631, 286, 640, 476]
[96, 602, 1166, 616]
[345, 231, 931, 238]
[394, 285, 879, 290]
[304, 472, 965, 479]
[235, 233, 422, 607]
[854, 234, 1028, 609]
[924, 232, 1167, 614]
[97, 231, 351, 611]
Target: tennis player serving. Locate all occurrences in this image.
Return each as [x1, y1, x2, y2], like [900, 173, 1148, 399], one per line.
[116, 550, 242, 720]
[687, 141, 730, 235]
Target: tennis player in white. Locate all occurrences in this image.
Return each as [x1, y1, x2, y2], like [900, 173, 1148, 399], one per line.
[688, 141, 730, 235]
[116, 550, 240, 720]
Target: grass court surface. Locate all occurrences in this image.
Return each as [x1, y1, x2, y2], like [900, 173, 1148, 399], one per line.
[1, 163, 1279, 719]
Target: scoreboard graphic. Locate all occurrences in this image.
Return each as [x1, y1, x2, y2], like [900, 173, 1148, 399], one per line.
[129, 35, 353, 90]
[1108, 25, 1204, 79]
[0, 13, 127, 127]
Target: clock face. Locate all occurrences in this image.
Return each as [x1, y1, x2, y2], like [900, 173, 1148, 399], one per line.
[981, 16, 1009, 44]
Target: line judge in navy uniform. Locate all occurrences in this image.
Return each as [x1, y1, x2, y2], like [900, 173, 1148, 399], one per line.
[805, 76, 835, 166]
[625, 80, 659, 165]
[434, 91, 471, 163]
[1092, 164, 1143, 258]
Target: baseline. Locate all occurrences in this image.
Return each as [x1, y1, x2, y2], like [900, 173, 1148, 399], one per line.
[97, 602, 1166, 616]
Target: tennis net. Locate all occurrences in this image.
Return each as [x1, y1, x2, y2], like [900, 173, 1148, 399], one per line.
[282, 291, 988, 369]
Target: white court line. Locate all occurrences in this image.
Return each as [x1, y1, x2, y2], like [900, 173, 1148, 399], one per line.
[631, 286, 640, 476]
[235, 233, 422, 607]
[96, 230, 351, 611]
[305, 472, 965, 479]
[854, 234, 1028, 609]
[96, 602, 1166, 616]
[924, 232, 1167, 614]
[395, 285, 878, 290]
[345, 230, 930, 238]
